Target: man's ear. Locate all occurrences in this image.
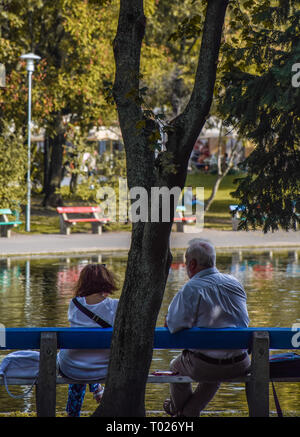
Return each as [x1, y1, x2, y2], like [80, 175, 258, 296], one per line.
[190, 259, 197, 270]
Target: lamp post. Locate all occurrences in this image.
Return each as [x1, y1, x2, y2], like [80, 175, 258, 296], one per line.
[20, 53, 41, 232]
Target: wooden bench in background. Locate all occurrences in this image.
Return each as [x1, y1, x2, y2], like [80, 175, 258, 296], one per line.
[230, 203, 300, 231]
[173, 206, 197, 232]
[1, 327, 299, 417]
[56, 206, 110, 235]
[173, 215, 197, 232]
[0, 209, 22, 238]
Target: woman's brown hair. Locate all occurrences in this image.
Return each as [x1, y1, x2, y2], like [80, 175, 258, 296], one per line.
[74, 264, 117, 297]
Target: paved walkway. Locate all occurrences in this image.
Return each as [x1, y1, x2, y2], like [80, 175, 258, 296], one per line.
[0, 229, 299, 257]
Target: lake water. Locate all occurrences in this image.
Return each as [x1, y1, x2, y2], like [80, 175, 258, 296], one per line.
[0, 249, 299, 416]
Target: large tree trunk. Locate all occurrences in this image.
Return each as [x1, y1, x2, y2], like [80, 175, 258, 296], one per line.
[94, 222, 173, 416]
[94, 0, 229, 417]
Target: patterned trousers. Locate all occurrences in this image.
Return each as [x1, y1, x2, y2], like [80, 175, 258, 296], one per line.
[66, 383, 100, 417]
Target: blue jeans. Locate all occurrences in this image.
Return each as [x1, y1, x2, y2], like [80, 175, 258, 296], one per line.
[66, 383, 100, 417]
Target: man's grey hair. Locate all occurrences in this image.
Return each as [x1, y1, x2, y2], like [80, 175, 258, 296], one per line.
[186, 238, 216, 268]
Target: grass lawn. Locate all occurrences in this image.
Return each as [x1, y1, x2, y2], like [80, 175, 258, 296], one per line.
[13, 172, 241, 234]
[186, 171, 242, 230]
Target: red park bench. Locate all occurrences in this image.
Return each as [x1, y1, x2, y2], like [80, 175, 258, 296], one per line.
[173, 215, 197, 232]
[56, 206, 110, 235]
[173, 206, 196, 232]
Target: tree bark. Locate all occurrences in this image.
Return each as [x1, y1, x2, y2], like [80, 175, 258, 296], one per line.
[94, 0, 229, 417]
[42, 114, 64, 207]
[42, 136, 50, 194]
[69, 172, 78, 193]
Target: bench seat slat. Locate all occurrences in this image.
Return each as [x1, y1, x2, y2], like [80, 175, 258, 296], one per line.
[0, 375, 251, 386]
[1, 375, 299, 387]
[64, 218, 110, 223]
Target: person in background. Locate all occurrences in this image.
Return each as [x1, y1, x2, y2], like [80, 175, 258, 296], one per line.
[57, 263, 119, 417]
[164, 239, 250, 417]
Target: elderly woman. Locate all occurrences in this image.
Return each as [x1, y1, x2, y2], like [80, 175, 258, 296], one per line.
[57, 263, 119, 417]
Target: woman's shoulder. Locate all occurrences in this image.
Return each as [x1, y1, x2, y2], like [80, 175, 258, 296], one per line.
[71, 295, 119, 308]
[93, 296, 119, 308]
[68, 296, 119, 325]
[72, 295, 118, 302]
[103, 296, 119, 308]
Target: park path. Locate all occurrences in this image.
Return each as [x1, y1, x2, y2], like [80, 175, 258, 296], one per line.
[0, 229, 299, 256]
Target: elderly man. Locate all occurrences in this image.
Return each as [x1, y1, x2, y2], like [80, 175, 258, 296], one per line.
[164, 238, 250, 417]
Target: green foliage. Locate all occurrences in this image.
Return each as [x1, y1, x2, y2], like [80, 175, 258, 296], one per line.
[2, 0, 299, 225]
[217, 0, 300, 232]
[56, 124, 126, 202]
[0, 0, 118, 128]
[143, 0, 205, 118]
[0, 0, 133, 132]
[0, 0, 120, 203]
[0, 122, 27, 208]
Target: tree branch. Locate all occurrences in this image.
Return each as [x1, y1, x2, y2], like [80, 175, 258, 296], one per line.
[112, 0, 156, 190]
[168, 0, 229, 162]
[113, 0, 145, 112]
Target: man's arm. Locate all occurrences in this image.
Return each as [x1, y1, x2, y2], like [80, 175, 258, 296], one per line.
[166, 285, 199, 333]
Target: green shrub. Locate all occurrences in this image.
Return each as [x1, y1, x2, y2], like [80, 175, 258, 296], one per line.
[0, 123, 27, 210]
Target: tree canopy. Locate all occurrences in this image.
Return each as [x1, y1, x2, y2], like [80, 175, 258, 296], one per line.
[217, 0, 300, 232]
[0, 0, 117, 126]
[0, 0, 178, 206]
[0, 122, 26, 208]
[0, 0, 119, 205]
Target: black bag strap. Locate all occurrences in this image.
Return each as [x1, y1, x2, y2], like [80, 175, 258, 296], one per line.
[271, 381, 283, 417]
[72, 297, 112, 328]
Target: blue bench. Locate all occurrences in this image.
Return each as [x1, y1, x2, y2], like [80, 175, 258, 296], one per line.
[0, 209, 22, 237]
[1, 327, 299, 417]
[229, 204, 246, 231]
[230, 202, 300, 231]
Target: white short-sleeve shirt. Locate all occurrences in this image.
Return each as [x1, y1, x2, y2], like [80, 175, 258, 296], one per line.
[166, 267, 249, 359]
[57, 296, 119, 380]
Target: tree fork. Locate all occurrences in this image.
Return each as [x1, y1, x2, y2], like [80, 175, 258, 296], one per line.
[94, 0, 229, 417]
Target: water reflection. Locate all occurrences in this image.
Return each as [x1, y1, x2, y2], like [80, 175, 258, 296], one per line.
[0, 249, 299, 416]
[0, 259, 21, 293]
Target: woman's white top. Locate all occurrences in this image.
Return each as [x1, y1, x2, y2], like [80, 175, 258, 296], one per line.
[57, 296, 119, 380]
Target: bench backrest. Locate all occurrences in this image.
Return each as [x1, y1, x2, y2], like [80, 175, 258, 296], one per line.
[229, 205, 246, 212]
[56, 206, 101, 214]
[2, 327, 300, 350]
[0, 208, 13, 215]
